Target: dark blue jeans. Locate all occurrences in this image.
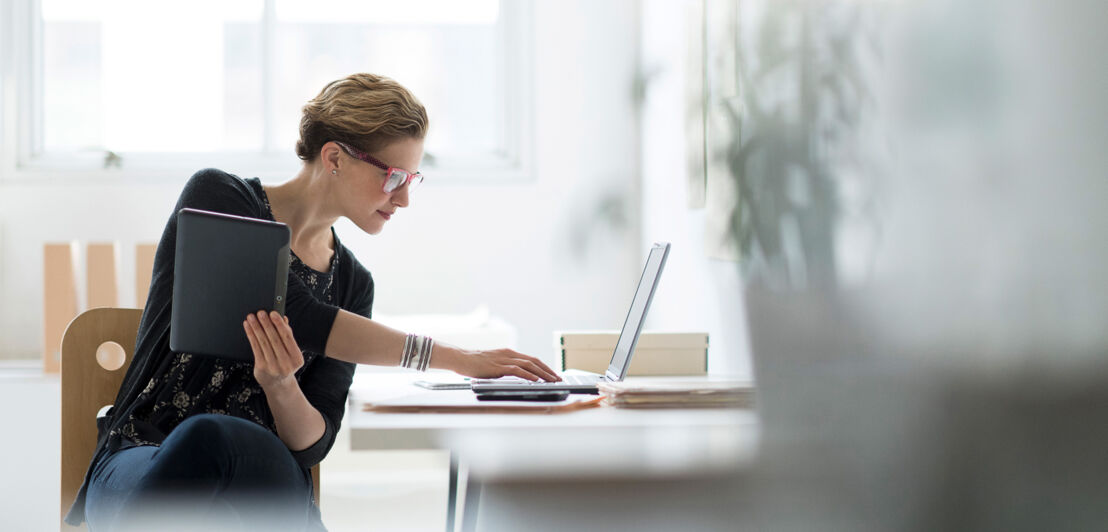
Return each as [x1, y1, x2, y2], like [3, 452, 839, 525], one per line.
[85, 414, 323, 532]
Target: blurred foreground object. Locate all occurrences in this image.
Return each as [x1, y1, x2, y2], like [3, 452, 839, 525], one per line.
[735, 0, 1108, 530]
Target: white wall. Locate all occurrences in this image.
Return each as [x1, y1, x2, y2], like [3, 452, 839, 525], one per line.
[639, 0, 751, 378]
[0, 371, 60, 531]
[0, 0, 642, 367]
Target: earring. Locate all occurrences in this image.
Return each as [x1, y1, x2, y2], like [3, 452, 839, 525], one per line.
[331, 169, 338, 176]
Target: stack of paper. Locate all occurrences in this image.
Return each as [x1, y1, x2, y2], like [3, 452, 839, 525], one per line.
[598, 380, 754, 409]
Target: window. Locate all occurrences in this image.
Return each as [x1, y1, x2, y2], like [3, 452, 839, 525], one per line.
[6, 0, 531, 179]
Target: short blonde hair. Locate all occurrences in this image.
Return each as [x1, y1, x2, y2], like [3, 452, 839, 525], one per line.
[296, 73, 428, 161]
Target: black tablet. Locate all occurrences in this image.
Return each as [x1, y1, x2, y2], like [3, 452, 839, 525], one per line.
[170, 208, 291, 362]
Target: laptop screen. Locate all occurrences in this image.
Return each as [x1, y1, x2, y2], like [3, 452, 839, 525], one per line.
[605, 243, 670, 381]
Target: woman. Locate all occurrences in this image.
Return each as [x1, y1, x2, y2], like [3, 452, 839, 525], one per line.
[67, 73, 559, 531]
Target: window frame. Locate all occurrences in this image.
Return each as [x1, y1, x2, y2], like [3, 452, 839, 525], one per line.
[0, 0, 533, 184]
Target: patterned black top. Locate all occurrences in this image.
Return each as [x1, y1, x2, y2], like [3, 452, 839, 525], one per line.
[66, 169, 375, 526]
[115, 189, 342, 447]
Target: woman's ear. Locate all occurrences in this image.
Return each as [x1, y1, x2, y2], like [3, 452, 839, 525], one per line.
[321, 142, 342, 173]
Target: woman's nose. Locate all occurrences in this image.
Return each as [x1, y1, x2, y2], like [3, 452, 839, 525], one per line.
[391, 184, 411, 207]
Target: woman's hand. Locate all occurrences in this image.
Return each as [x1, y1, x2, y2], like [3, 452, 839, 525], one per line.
[244, 310, 304, 391]
[244, 310, 326, 452]
[316, 309, 562, 381]
[445, 346, 562, 382]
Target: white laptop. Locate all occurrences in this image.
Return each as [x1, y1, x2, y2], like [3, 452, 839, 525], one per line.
[471, 242, 671, 394]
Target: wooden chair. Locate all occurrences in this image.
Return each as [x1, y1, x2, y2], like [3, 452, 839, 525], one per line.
[60, 308, 321, 530]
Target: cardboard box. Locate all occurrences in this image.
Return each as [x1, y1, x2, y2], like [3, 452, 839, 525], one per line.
[558, 331, 709, 376]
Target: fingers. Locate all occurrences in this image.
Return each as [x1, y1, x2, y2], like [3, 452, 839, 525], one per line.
[244, 316, 268, 368]
[501, 357, 556, 382]
[272, 312, 302, 362]
[498, 350, 561, 382]
[498, 358, 554, 382]
[523, 354, 561, 382]
[275, 314, 304, 371]
[516, 358, 561, 382]
[466, 348, 562, 382]
[450, 345, 563, 381]
[255, 310, 282, 350]
[504, 365, 542, 382]
[246, 311, 303, 378]
[257, 311, 301, 371]
[245, 313, 275, 368]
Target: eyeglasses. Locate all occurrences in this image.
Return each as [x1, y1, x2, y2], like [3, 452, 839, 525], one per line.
[334, 141, 424, 194]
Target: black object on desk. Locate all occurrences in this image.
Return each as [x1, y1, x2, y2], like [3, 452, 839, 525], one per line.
[475, 390, 571, 402]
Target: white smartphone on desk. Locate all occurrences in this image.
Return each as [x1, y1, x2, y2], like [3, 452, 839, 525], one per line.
[413, 379, 471, 390]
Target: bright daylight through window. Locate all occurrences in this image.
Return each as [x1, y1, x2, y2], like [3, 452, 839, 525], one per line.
[36, 0, 514, 174]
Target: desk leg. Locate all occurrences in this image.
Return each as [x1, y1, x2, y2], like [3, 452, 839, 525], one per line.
[447, 452, 460, 532]
[461, 470, 481, 532]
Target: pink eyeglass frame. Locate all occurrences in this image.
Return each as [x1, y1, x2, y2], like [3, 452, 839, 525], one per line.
[333, 141, 423, 193]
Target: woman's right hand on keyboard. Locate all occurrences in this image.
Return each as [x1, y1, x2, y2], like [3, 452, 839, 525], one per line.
[437, 344, 562, 382]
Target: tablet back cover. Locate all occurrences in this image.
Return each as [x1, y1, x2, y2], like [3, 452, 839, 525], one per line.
[171, 208, 290, 361]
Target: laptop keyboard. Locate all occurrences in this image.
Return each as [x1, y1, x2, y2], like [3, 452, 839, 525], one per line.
[473, 374, 599, 386]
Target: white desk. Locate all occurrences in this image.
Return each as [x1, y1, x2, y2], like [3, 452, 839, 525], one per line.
[347, 373, 759, 531]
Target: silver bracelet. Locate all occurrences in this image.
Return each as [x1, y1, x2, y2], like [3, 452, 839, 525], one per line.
[401, 334, 434, 372]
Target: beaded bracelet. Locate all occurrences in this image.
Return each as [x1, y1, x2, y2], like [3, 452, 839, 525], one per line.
[401, 334, 434, 372]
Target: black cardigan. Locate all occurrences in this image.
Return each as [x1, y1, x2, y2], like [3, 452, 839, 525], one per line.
[66, 169, 374, 525]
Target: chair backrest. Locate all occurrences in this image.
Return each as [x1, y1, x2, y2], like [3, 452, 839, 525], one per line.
[60, 307, 143, 530]
[60, 308, 320, 530]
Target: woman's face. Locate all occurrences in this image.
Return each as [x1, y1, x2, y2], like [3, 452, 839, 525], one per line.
[336, 137, 424, 235]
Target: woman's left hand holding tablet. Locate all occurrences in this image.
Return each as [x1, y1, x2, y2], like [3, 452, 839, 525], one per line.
[244, 310, 304, 391]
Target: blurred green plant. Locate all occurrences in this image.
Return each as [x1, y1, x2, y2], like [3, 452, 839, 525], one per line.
[726, 1, 886, 290]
